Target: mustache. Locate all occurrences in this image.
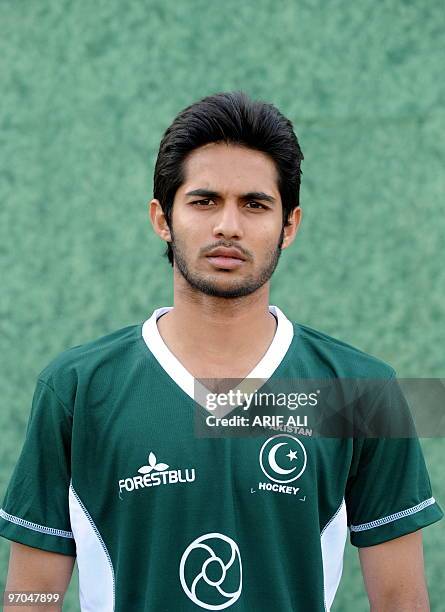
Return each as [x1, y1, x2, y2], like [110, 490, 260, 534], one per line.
[202, 242, 251, 259]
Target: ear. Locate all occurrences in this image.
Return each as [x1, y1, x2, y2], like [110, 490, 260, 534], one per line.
[149, 199, 172, 242]
[281, 206, 303, 250]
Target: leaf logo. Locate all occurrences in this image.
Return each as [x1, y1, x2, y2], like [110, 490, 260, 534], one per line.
[138, 451, 169, 474]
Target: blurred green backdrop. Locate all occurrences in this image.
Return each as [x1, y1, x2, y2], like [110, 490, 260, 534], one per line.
[1, 1, 444, 610]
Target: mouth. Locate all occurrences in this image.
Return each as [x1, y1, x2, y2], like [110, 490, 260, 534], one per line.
[205, 255, 245, 270]
[205, 246, 247, 270]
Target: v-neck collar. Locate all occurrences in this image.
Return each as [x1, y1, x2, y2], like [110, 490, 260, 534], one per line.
[141, 304, 294, 415]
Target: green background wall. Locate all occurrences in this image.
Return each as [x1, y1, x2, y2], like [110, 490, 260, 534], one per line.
[1, 1, 443, 609]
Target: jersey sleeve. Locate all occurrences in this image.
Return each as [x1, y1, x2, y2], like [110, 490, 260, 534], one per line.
[345, 374, 444, 547]
[0, 377, 76, 555]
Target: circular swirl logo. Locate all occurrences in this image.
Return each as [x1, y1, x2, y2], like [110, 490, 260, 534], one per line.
[179, 532, 242, 610]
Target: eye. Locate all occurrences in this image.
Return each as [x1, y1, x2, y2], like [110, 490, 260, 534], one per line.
[246, 201, 267, 209]
[191, 199, 214, 206]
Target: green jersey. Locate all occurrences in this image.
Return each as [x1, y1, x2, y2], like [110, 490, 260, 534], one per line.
[0, 305, 442, 611]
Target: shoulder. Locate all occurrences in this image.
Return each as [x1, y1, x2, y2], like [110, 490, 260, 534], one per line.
[36, 322, 144, 403]
[292, 321, 396, 379]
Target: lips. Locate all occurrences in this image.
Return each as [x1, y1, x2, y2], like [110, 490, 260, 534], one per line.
[205, 248, 246, 270]
[206, 247, 246, 260]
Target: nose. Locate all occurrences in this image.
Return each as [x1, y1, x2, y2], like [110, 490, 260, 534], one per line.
[212, 201, 244, 240]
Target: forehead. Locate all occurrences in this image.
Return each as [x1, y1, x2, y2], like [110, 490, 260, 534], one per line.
[179, 142, 279, 197]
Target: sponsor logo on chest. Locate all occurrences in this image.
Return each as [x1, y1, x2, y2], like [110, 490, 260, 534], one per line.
[119, 451, 196, 496]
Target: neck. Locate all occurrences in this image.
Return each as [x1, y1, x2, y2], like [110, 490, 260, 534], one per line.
[156, 276, 277, 368]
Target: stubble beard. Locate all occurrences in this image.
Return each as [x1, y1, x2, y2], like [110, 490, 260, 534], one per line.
[170, 227, 285, 299]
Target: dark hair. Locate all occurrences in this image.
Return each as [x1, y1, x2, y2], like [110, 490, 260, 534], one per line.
[153, 91, 304, 266]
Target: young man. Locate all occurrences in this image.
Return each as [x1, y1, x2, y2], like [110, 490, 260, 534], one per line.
[0, 91, 442, 611]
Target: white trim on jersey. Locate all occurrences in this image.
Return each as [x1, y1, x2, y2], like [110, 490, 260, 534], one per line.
[320, 498, 348, 612]
[0, 508, 73, 538]
[69, 483, 115, 612]
[350, 497, 436, 532]
[141, 304, 295, 417]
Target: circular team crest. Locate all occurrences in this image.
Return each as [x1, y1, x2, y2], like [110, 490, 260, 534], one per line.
[179, 532, 242, 610]
[259, 434, 307, 484]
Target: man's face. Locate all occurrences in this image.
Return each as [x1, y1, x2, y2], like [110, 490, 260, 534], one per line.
[167, 142, 294, 299]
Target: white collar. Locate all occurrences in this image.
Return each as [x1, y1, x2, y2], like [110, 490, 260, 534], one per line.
[141, 304, 294, 414]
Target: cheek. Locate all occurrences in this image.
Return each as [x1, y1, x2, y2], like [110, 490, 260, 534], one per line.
[179, 212, 211, 242]
[172, 220, 204, 256]
[254, 223, 283, 250]
[173, 208, 201, 236]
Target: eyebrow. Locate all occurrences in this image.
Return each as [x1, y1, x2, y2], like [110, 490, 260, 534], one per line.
[184, 188, 276, 204]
